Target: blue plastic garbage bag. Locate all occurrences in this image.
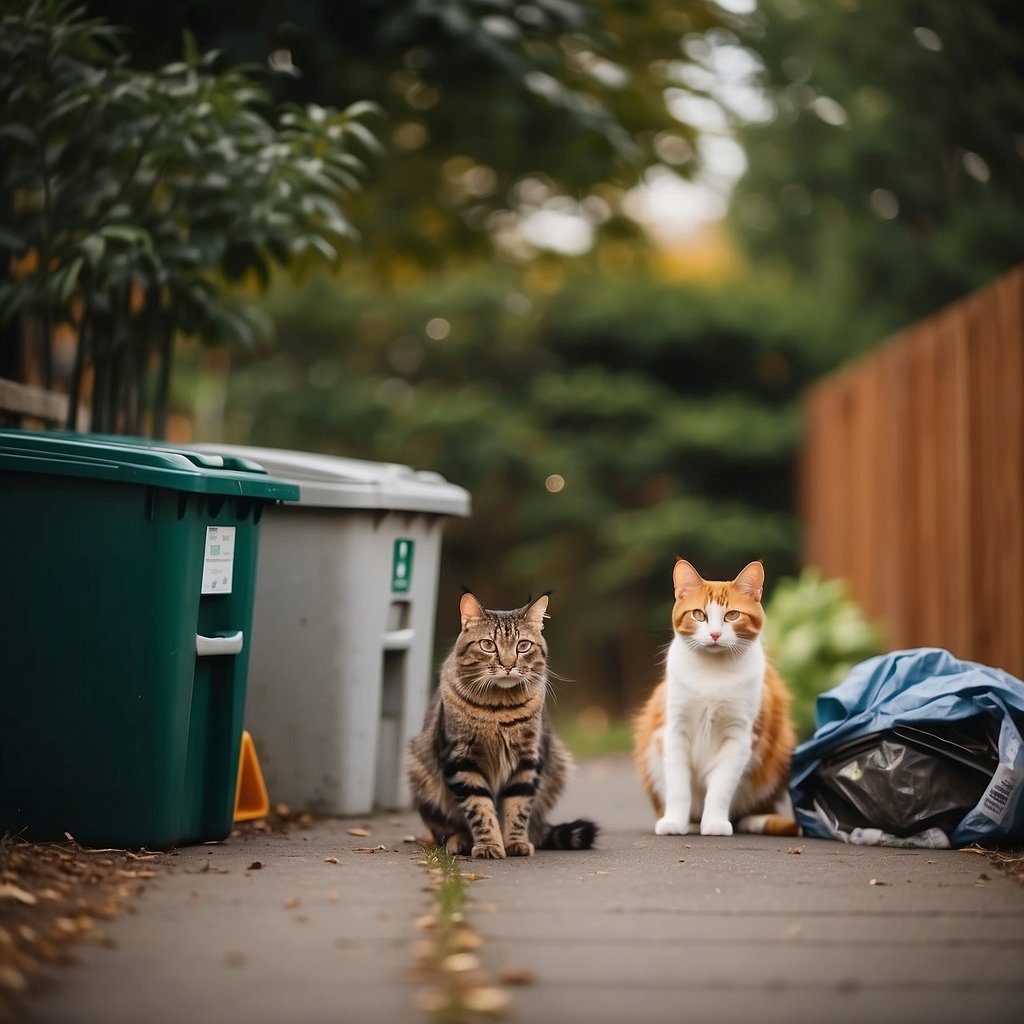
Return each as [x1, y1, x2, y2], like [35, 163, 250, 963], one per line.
[790, 648, 1024, 847]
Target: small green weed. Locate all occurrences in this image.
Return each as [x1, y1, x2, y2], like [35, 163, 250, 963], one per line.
[413, 846, 509, 1020]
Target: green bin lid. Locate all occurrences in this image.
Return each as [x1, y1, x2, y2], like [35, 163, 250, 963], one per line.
[0, 430, 301, 501]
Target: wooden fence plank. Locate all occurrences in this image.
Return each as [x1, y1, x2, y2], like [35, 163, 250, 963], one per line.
[0, 377, 68, 423]
[801, 265, 1024, 678]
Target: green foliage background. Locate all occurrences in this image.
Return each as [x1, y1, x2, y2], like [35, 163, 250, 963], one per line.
[764, 570, 882, 740]
[729, 0, 1024, 348]
[214, 264, 843, 714]
[7, 0, 1024, 726]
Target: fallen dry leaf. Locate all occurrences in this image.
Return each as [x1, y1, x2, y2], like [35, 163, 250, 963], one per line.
[451, 927, 484, 952]
[0, 965, 28, 993]
[415, 987, 449, 1013]
[62, 834, 125, 853]
[411, 939, 436, 963]
[283, 897, 301, 909]
[594, 870, 610, 876]
[788, 846, 804, 855]
[677, 858, 686, 863]
[462, 985, 510, 1014]
[352, 845, 387, 854]
[442, 952, 480, 974]
[346, 827, 372, 837]
[323, 857, 339, 864]
[498, 966, 536, 986]
[247, 861, 263, 871]
[461, 872, 489, 882]
[868, 878, 888, 886]
[0, 884, 37, 906]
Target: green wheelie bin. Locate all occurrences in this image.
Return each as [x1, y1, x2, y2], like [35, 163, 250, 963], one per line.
[0, 430, 299, 849]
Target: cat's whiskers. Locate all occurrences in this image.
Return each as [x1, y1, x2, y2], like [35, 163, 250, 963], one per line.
[682, 635, 705, 655]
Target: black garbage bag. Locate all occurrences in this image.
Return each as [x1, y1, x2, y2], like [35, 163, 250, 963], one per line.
[790, 649, 1024, 847]
[803, 718, 1000, 840]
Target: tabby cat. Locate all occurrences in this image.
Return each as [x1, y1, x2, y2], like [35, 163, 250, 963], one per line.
[408, 593, 597, 858]
[634, 559, 799, 837]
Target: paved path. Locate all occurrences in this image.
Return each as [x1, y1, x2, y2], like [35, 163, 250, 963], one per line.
[26, 755, 1024, 1024]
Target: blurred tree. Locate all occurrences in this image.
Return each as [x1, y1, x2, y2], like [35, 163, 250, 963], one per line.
[214, 263, 835, 713]
[82, 0, 731, 276]
[728, 0, 1024, 345]
[0, 0, 379, 432]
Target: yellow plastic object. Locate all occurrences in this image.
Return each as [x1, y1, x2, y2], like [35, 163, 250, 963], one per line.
[234, 730, 270, 822]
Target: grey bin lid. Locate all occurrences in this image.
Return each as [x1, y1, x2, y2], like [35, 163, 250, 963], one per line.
[191, 443, 471, 517]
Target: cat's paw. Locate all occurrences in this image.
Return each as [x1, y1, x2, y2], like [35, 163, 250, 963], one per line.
[504, 840, 535, 857]
[471, 842, 507, 860]
[445, 833, 472, 856]
[655, 817, 690, 836]
[700, 817, 733, 836]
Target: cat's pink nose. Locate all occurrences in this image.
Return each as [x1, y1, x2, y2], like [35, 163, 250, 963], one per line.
[709, 631, 722, 642]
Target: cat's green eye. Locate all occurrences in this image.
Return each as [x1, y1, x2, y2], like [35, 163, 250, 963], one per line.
[479, 639, 497, 653]
[691, 609, 706, 621]
[724, 610, 741, 622]
[516, 640, 533, 653]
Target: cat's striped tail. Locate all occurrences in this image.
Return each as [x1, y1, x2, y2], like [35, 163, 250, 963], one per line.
[539, 819, 598, 850]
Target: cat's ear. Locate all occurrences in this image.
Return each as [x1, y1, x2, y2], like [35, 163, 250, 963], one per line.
[672, 559, 705, 601]
[460, 592, 486, 628]
[523, 594, 549, 628]
[733, 560, 765, 602]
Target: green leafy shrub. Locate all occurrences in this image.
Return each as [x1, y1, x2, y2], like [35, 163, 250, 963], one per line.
[0, 0, 380, 433]
[764, 569, 883, 740]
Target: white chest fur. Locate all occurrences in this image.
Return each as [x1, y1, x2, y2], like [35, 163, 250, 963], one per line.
[653, 635, 765, 835]
[664, 635, 764, 733]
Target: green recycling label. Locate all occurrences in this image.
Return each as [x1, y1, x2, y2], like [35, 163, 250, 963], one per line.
[391, 538, 414, 593]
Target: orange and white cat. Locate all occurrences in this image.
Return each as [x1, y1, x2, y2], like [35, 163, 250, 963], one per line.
[634, 559, 799, 837]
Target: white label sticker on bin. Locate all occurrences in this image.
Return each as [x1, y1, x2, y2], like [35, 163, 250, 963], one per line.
[202, 526, 236, 595]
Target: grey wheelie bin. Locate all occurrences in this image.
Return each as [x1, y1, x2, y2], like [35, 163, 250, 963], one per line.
[190, 443, 471, 816]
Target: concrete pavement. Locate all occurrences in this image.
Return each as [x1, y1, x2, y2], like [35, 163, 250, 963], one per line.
[24, 754, 1024, 1024]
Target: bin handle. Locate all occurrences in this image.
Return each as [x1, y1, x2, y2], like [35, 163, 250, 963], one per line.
[196, 631, 244, 657]
[383, 628, 414, 651]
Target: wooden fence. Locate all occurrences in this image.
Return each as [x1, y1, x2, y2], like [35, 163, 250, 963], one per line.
[801, 265, 1024, 678]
